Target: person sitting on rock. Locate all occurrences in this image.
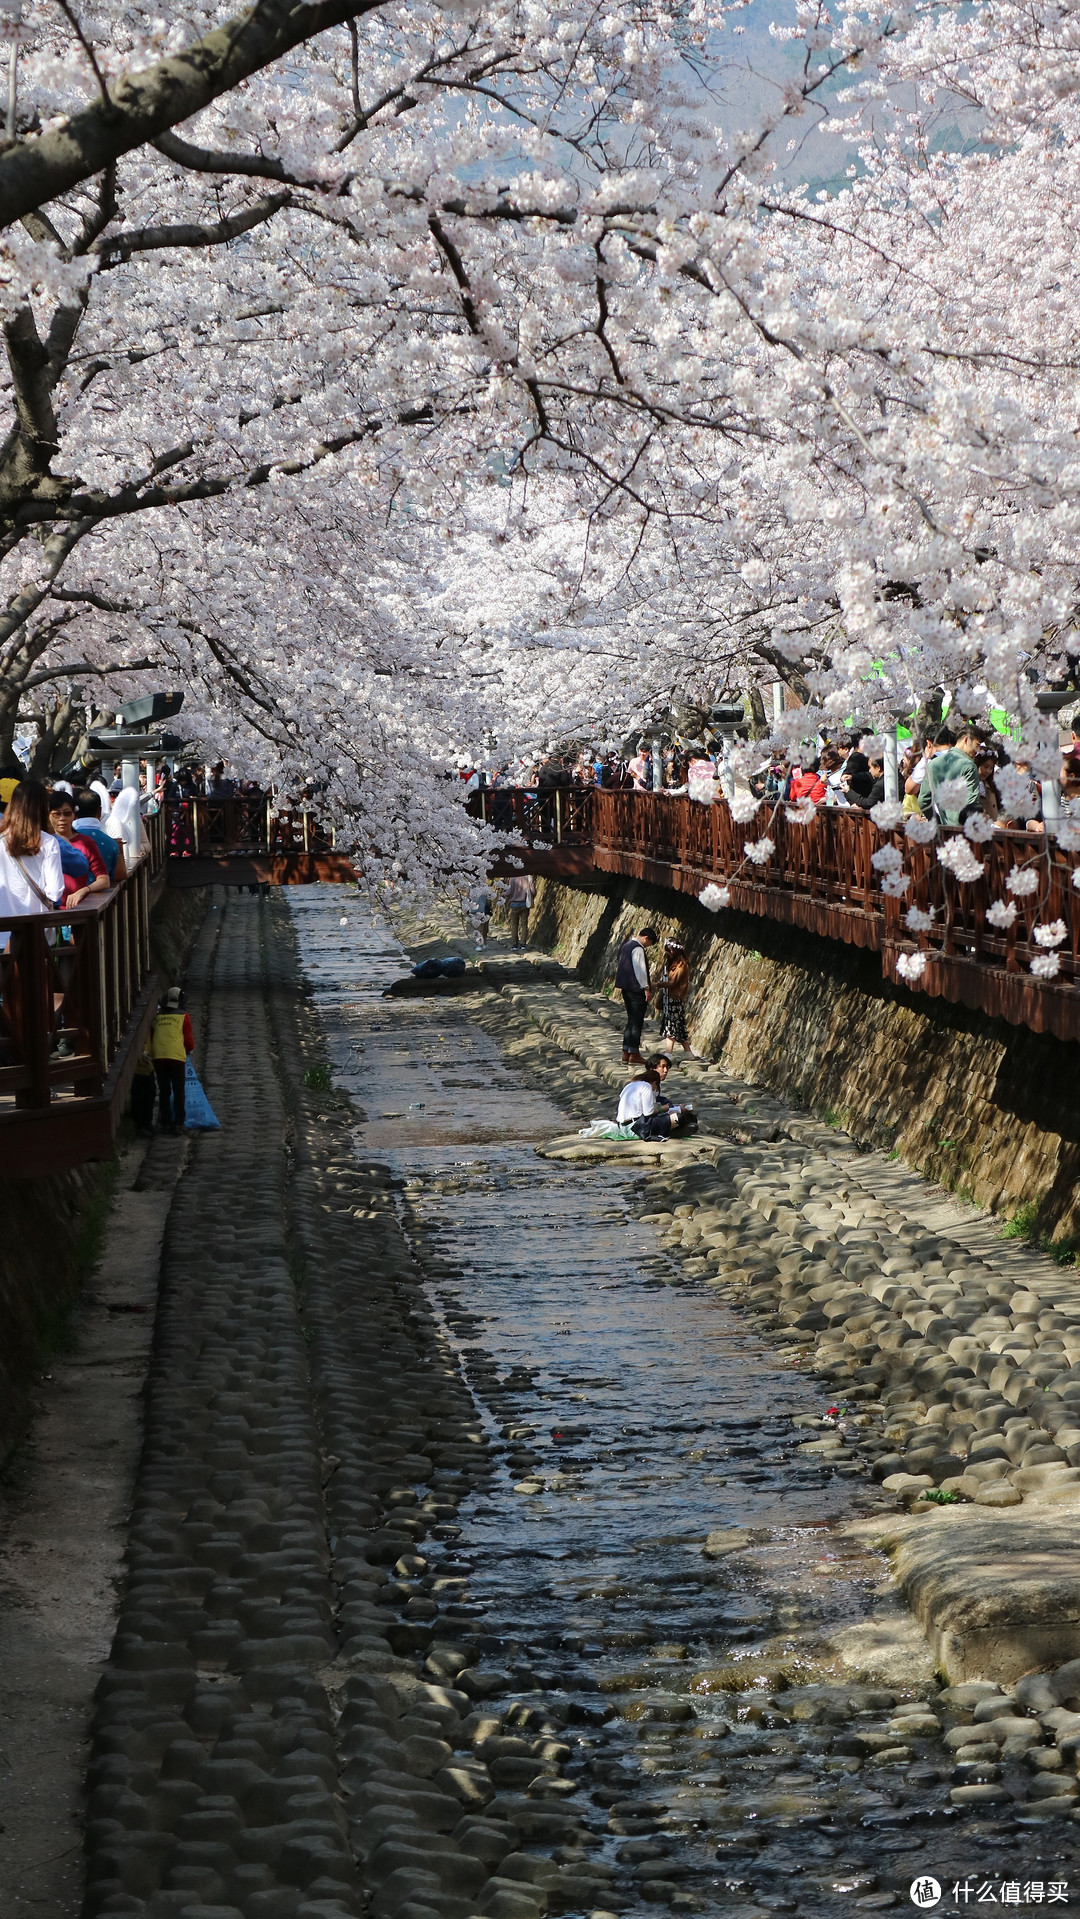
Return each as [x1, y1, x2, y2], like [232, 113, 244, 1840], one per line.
[616, 1068, 693, 1140]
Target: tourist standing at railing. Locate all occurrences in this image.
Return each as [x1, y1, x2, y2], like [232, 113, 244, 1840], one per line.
[900, 743, 924, 816]
[846, 756, 886, 811]
[917, 727, 982, 827]
[205, 761, 235, 798]
[615, 924, 657, 1065]
[1061, 753, 1080, 807]
[977, 750, 1003, 819]
[47, 792, 111, 906]
[627, 747, 650, 790]
[789, 759, 827, 804]
[73, 790, 126, 883]
[840, 748, 875, 802]
[0, 780, 63, 923]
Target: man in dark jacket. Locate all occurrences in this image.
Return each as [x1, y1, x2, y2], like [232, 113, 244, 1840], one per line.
[615, 926, 657, 1064]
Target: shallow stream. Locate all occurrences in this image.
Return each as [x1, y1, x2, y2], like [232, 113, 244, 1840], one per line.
[288, 888, 1079, 1915]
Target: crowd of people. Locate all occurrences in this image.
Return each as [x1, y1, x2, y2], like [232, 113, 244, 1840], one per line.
[0, 752, 269, 924]
[0, 775, 140, 920]
[752, 725, 1080, 828]
[0, 760, 210, 1125]
[460, 721, 1080, 825]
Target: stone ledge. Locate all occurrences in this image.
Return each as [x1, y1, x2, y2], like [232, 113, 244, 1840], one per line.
[851, 1507, 1080, 1682]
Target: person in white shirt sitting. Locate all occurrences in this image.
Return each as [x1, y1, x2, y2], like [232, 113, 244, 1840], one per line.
[616, 1068, 690, 1140]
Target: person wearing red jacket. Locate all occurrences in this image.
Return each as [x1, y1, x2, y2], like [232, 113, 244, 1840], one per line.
[788, 761, 826, 804]
[47, 789, 110, 904]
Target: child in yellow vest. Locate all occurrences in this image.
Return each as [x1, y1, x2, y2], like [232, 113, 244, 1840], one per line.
[151, 985, 194, 1135]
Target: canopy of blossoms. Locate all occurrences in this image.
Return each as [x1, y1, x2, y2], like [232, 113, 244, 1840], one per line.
[0, 0, 1078, 890]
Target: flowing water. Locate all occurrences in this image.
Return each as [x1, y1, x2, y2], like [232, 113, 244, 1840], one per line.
[288, 888, 1077, 1915]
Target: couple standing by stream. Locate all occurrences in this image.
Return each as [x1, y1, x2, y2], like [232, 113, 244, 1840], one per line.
[615, 925, 704, 1065]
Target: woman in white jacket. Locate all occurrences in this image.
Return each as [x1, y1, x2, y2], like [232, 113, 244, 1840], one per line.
[0, 780, 63, 924]
[616, 1069, 686, 1140]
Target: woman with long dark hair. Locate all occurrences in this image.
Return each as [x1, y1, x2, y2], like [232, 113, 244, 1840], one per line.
[0, 780, 63, 918]
[657, 938, 706, 1060]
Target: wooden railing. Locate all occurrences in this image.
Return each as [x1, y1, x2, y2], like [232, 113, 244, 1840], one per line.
[0, 844, 163, 1170]
[163, 796, 334, 857]
[481, 787, 1080, 1041]
[468, 786, 592, 844]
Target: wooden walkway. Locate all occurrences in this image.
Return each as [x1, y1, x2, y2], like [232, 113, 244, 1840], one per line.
[473, 788, 1080, 1044]
[1, 803, 356, 1176]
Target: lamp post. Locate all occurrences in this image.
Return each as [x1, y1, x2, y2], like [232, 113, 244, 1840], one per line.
[89, 691, 185, 860]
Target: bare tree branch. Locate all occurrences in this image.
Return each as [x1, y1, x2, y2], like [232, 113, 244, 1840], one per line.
[0, 0, 387, 226]
[96, 189, 291, 265]
[152, 127, 300, 183]
[18, 653, 157, 693]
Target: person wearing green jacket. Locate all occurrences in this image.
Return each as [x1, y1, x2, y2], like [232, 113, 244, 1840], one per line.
[918, 728, 983, 827]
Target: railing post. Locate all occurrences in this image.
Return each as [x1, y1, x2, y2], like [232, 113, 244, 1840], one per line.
[97, 915, 108, 1067]
[303, 810, 311, 853]
[13, 921, 50, 1110]
[555, 790, 562, 845]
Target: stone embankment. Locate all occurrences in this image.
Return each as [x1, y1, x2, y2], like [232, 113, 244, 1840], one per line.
[442, 956, 1080, 1693]
[520, 871, 1080, 1241]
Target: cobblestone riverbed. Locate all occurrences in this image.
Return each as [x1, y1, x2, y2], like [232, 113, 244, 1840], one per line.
[72, 888, 1080, 1919]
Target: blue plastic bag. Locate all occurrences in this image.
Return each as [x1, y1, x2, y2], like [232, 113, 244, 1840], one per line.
[184, 1057, 221, 1130]
[439, 955, 466, 977]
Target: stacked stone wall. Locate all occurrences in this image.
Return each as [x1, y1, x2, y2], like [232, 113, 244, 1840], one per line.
[526, 873, 1080, 1242]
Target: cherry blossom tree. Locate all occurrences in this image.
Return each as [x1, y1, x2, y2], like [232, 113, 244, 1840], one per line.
[1, 0, 1079, 895]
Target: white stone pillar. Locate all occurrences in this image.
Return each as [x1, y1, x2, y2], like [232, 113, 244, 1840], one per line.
[884, 733, 899, 804]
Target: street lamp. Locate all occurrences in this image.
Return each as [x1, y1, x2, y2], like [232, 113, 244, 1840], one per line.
[89, 691, 185, 856]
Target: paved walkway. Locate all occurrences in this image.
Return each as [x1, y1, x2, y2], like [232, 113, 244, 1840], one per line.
[83, 896, 499, 1919]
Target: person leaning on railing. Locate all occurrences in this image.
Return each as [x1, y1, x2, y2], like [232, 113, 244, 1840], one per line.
[917, 726, 982, 827]
[0, 780, 63, 923]
[47, 791, 111, 907]
[73, 788, 127, 883]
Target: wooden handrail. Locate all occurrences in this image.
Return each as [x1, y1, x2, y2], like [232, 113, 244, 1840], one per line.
[478, 786, 1080, 1040]
[0, 851, 158, 1117]
[163, 796, 335, 856]
[465, 786, 593, 843]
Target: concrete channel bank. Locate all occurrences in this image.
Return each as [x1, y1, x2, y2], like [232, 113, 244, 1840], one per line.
[71, 890, 1080, 1919]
